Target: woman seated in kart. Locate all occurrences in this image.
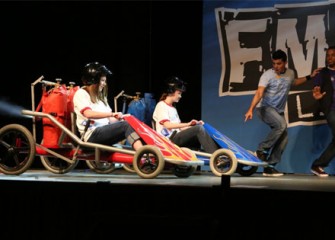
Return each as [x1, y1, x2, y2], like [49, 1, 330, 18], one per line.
[73, 62, 143, 150]
[153, 76, 219, 153]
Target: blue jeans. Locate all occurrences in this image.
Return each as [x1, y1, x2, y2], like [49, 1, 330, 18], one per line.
[312, 110, 335, 168]
[256, 106, 288, 165]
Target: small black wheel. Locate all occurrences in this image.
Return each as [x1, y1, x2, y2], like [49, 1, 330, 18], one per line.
[0, 124, 35, 175]
[40, 155, 79, 174]
[172, 147, 198, 178]
[172, 165, 197, 178]
[133, 145, 164, 179]
[86, 160, 116, 174]
[39, 138, 79, 174]
[235, 164, 258, 176]
[235, 150, 259, 176]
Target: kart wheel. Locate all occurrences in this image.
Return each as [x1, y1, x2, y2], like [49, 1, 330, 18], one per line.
[0, 124, 35, 175]
[123, 164, 135, 173]
[86, 160, 116, 174]
[235, 150, 258, 176]
[210, 149, 237, 176]
[133, 145, 164, 179]
[39, 138, 79, 174]
[235, 164, 258, 176]
[172, 147, 197, 178]
[40, 155, 79, 174]
[172, 165, 197, 178]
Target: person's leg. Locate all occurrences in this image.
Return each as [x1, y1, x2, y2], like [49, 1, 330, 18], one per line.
[172, 125, 218, 153]
[256, 106, 287, 160]
[172, 126, 202, 150]
[124, 123, 143, 150]
[87, 121, 130, 145]
[267, 128, 288, 165]
[312, 110, 335, 170]
[88, 121, 143, 150]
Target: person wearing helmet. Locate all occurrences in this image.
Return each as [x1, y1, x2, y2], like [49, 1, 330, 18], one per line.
[153, 76, 219, 153]
[73, 62, 143, 150]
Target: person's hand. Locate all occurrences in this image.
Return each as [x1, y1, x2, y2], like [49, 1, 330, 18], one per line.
[312, 86, 326, 100]
[113, 112, 123, 119]
[244, 111, 252, 122]
[189, 119, 198, 126]
[311, 67, 322, 78]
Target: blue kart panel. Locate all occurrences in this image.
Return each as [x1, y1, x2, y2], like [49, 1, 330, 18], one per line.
[203, 123, 267, 167]
[197, 123, 268, 176]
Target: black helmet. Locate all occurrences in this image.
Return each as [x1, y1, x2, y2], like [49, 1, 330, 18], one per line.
[165, 76, 187, 93]
[81, 62, 112, 85]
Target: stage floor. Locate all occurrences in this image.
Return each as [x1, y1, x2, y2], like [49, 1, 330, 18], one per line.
[1, 168, 335, 192]
[1, 168, 335, 239]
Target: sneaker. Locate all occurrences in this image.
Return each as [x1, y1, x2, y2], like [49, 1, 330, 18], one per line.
[263, 167, 284, 177]
[311, 166, 329, 177]
[256, 150, 269, 162]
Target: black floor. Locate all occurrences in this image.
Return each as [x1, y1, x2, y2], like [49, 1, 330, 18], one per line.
[1, 169, 334, 239]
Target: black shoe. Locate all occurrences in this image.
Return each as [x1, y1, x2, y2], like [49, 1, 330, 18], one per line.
[256, 150, 269, 162]
[311, 166, 329, 177]
[263, 167, 283, 177]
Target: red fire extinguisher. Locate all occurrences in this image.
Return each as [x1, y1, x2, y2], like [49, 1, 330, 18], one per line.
[36, 79, 78, 148]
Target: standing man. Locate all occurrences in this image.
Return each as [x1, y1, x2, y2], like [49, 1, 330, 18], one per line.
[310, 46, 335, 177]
[244, 49, 318, 176]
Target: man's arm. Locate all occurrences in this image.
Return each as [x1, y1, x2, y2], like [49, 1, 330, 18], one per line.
[244, 86, 265, 122]
[293, 68, 322, 86]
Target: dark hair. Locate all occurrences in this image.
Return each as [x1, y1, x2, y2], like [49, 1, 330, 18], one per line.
[272, 49, 287, 62]
[327, 46, 335, 51]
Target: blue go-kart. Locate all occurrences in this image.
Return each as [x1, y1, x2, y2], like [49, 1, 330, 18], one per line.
[119, 93, 266, 177]
[193, 123, 268, 177]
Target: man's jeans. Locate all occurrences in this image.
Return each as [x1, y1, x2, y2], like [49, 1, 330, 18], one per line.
[256, 106, 288, 165]
[312, 110, 335, 167]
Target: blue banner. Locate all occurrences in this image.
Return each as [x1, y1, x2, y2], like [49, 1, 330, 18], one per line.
[202, 0, 335, 174]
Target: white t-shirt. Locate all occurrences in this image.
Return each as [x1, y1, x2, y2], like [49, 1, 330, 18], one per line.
[153, 100, 180, 138]
[257, 68, 295, 113]
[73, 88, 112, 141]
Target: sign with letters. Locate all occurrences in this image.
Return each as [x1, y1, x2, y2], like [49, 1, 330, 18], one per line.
[202, 0, 335, 173]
